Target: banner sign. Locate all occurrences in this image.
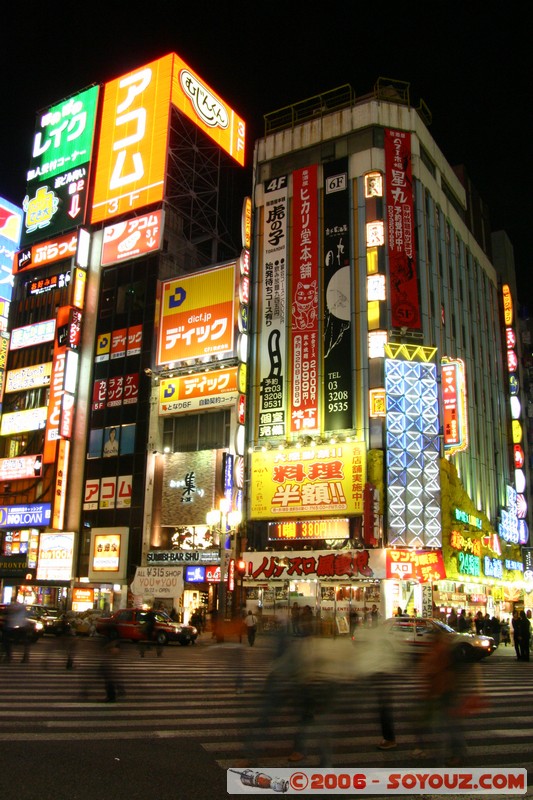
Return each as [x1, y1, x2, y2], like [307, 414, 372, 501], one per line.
[15, 232, 78, 274]
[258, 175, 288, 438]
[384, 129, 421, 329]
[0, 196, 22, 302]
[21, 86, 99, 246]
[323, 158, 353, 430]
[130, 566, 184, 597]
[158, 263, 237, 365]
[386, 549, 446, 582]
[159, 367, 238, 414]
[0, 503, 52, 528]
[290, 166, 319, 433]
[241, 548, 385, 580]
[250, 441, 366, 519]
[101, 210, 164, 265]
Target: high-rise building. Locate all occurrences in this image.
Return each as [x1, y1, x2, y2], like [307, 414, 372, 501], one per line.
[242, 80, 529, 629]
[0, 54, 248, 621]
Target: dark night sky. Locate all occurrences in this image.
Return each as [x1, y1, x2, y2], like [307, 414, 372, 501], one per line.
[1, 1, 530, 297]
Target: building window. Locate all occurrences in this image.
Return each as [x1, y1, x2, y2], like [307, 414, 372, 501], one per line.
[163, 410, 231, 452]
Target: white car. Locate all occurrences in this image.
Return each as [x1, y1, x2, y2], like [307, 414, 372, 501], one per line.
[381, 616, 495, 661]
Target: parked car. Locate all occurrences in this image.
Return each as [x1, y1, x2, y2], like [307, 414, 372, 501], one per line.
[95, 608, 198, 646]
[380, 616, 495, 661]
[0, 603, 45, 643]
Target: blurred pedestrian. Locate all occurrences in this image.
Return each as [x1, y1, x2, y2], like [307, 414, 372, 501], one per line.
[291, 603, 300, 635]
[474, 610, 484, 634]
[1, 602, 31, 663]
[140, 606, 162, 657]
[300, 605, 314, 636]
[490, 616, 501, 647]
[512, 610, 521, 659]
[457, 610, 469, 632]
[517, 611, 530, 661]
[415, 628, 484, 765]
[99, 639, 122, 702]
[244, 610, 258, 647]
[447, 609, 458, 630]
[501, 619, 510, 646]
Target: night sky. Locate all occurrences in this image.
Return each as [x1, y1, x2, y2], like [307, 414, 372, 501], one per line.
[1, 2, 530, 298]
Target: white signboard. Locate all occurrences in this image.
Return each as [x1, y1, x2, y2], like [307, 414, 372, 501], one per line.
[130, 566, 184, 598]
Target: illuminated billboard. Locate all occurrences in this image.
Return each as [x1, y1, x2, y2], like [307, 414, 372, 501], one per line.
[441, 357, 468, 454]
[5, 362, 52, 393]
[91, 53, 246, 224]
[101, 210, 164, 265]
[0, 197, 22, 302]
[171, 53, 245, 166]
[15, 232, 78, 273]
[36, 531, 74, 581]
[250, 441, 366, 520]
[385, 346, 441, 548]
[91, 55, 174, 223]
[21, 86, 99, 246]
[158, 263, 237, 366]
[159, 367, 238, 414]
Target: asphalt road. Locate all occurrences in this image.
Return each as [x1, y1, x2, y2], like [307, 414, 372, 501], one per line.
[0, 634, 530, 800]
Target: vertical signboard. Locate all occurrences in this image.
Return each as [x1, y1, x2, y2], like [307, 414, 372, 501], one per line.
[441, 357, 468, 454]
[0, 197, 22, 303]
[258, 176, 288, 438]
[323, 158, 353, 431]
[91, 54, 173, 224]
[21, 86, 99, 246]
[290, 166, 319, 434]
[384, 130, 421, 329]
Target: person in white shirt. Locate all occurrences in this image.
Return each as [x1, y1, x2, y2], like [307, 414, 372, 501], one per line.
[244, 610, 258, 646]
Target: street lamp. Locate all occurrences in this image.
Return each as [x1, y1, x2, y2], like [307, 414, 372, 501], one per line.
[206, 499, 242, 634]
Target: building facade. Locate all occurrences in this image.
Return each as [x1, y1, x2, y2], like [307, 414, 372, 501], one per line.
[242, 81, 528, 632]
[0, 53, 247, 621]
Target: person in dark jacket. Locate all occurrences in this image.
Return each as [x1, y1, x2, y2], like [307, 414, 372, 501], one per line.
[511, 610, 521, 659]
[517, 611, 530, 661]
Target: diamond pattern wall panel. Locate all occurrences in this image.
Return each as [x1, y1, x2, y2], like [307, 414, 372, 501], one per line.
[385, 359, 442, 547]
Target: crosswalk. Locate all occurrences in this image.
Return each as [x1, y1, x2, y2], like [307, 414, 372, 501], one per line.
[0, 637, 531, 777]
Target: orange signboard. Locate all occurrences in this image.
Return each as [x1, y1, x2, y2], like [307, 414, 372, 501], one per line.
[91, 53, 246, 225]
[158, 263, 237, 365]
[171, 54, 245, 166]
[91, 54, 173, 224]
[159, 367, 238, 414]
[101, 210, 164, 265]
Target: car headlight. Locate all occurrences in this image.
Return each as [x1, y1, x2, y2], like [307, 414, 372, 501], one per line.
[35, 621, 44, 631]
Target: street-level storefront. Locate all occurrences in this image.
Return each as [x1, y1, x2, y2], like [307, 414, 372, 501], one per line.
[241, 549, 388, 634]
[137, 550, 223, 623]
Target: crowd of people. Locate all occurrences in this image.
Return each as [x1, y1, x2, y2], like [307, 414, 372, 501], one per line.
[443, 608, 531, 659]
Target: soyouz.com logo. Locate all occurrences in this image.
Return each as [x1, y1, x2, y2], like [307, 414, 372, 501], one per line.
[227, 767, 527, 794]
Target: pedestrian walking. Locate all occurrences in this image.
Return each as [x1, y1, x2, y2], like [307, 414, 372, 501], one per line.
[512, 610, 521, 660]
[517, 611, 530, 661]
[291, 603, 300, 635]
[244, 610, 258, 646]
[99, 639, 122, 702]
